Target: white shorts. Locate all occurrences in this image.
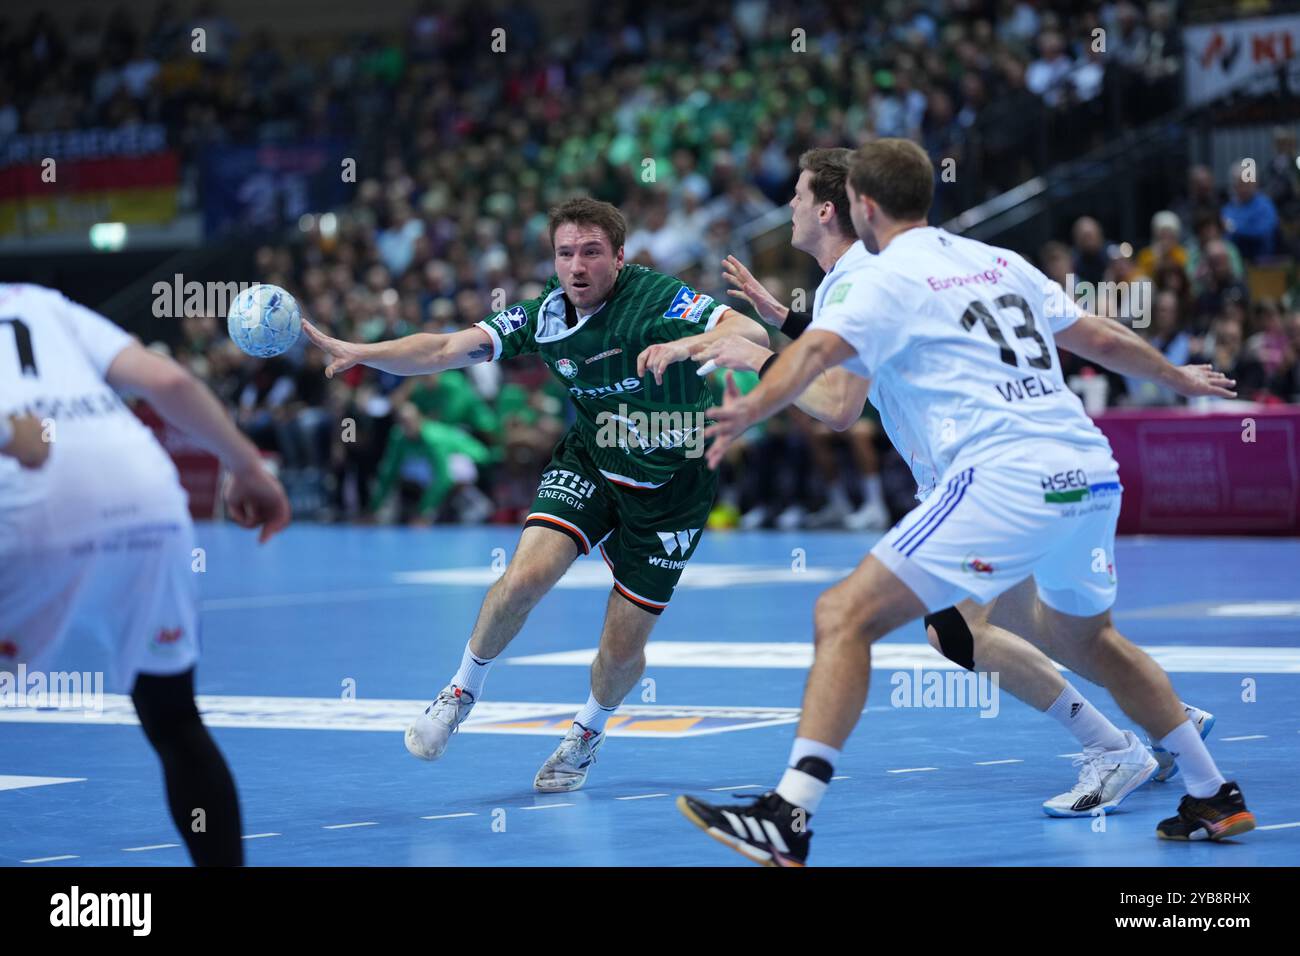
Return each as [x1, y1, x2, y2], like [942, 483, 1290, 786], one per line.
[871, 446, 1123, 617]
[0, 518, 201, 692]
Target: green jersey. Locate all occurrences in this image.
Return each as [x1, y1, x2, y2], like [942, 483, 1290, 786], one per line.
[475, 264, 730, 486]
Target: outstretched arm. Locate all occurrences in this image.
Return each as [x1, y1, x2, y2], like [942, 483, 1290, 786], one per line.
[1055, 314, 1237, 398]
[303, 320, 495, 378]
[692, 335, 870, 430]
[703, 330, 855, 468]
[637, 307, 770, 384]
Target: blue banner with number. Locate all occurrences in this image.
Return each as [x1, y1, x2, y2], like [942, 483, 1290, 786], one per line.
[200, 141, 352, 235]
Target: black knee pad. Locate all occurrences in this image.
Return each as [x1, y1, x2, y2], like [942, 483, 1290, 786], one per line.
[925, 606, 975, 671]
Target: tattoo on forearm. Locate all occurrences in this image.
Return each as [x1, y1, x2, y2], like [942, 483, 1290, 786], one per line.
[468, 344, 492, 360]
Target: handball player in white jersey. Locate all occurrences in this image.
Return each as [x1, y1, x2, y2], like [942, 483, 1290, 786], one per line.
[675, 140, 1254, 866]
[689, 147, 1215, 819]
[0, 284, 289, 865]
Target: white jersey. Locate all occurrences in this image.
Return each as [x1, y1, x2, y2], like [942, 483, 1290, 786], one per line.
[809, 227, 1112, 499]
[0, 284, 187, 551]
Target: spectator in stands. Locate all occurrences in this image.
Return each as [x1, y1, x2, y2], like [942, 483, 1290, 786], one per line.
[1071, 216, 1109, 286]
[1222, 159, 1280, 261]
[1026, 31, 1073, 109]
[1194, 314, 1267, 399]
[1265, 127, 1300, 255]
[1186, 212, 1245, 287]
[1246, 299, 1294, 398]
[1135, 210, 1188, 278]
[1123, 289, 1192, 406]
[1173, 165, 1223, 232]
[371, 402, 493, 526]
[1192, 238, 1251, 329]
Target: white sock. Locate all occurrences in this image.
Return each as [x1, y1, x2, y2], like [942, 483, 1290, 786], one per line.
[860, 474, 884, 507]
[828, 483, 851, 510]
[1046, 684, 1128, 752]
[450, 643, 495, 699]
[1159, 720, 1226, 798]
[776, 767, 829, 814]
[574, 691, 619, 735]
[788, 736, 841, 768]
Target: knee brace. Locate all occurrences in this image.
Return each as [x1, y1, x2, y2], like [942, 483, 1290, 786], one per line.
[925, 606, 975, 671]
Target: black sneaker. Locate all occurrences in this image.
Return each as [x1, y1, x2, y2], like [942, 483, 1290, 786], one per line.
[1156, 781, 1256, 841]
[676, 791, 811, 866]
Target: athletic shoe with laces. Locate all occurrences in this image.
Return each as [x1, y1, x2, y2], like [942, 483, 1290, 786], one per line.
[404, 684, 476, 760]
[1157, 781, 1255, 841]
[844, 499, 890, 531]
[533, 722, 603, 792]
[1148, 705, 1215, 783]
[1042, 730, 1158, 817]
[676, 790, 811, 866]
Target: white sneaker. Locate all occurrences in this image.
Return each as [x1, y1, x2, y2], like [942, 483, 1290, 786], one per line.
[844, 500, 890, 531]
[739, 505, 770, 531]
[405, 684, 476, 760]
[533, 722, 604, 792]
[805, 500, 849, 529]
[1042, 730, 1158, 817]
[1148, 705, 1216, 783]
[775, 504, 806, 531]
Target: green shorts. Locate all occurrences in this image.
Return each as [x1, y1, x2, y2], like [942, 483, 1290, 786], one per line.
[524, 432, 717, 614]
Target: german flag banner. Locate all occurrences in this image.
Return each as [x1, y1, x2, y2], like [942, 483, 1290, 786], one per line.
[0, 127, 179, 238]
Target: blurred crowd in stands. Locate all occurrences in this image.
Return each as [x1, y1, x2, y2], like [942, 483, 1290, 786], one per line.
[5, 1, 1300, 528]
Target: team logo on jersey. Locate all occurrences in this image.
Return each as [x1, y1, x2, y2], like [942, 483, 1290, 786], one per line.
[663, 286, 714, 323]
[657, 529, 699, 556]
[826, 282, 853, 306]
[585, 348, 622, 365]
[556, 358, 578, 379]
[490, 305, 529, 338]
[154, 627, 184, 648]
[961, 554, 995, 575]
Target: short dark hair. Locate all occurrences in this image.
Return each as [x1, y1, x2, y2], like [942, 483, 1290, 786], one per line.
[848, 139, 934, 221]
[547, 197, 627, 252]
[798, 147, 855, 237]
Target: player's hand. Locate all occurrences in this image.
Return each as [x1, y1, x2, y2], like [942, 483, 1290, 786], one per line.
[1172, 364, 1237, 399]
[302, 319, 363, 379]
[722, 255, 787, 326]
[636, 341, 693, 385]
[702, 372, 754, 470]
[694, 336, 773, 376]
[0, 414, 51, 469]
[224, 461, 292, 544]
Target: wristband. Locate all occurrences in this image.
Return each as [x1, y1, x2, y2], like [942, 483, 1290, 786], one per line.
[783, 310, 812, 339]
[758, 353, 779, 379]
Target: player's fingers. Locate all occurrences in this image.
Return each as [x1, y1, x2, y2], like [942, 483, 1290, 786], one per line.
[725, 371, 740, 400]
[636, 347, 652, 377]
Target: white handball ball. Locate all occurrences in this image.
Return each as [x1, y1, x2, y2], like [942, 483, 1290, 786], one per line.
[227, 284, 302, 357]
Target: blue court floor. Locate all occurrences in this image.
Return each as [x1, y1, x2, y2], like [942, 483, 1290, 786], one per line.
[2, 525, 1298, 867]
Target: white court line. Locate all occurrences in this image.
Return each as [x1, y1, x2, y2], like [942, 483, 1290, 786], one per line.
[22, 855, 78, 863]
[831, 775, 851, 780]
[323, 822, 377, 830]
[421, 812, 476, 820]
[1220, 735, 1268, 741]
[123, 843, 179, 852]
[708, 784, 763, 791]
[1058, 752, 1084, 758]
[975, 759, 1024, 766]
[615, 793, 668, 801]
[242, 832, 280, 840]
[519, 803, 573, 811]
[887, 767, 938, 774]
[1257, 822, 1300, 831]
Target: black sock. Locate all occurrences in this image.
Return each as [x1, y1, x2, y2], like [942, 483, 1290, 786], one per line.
[131, 669, 243, 866]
